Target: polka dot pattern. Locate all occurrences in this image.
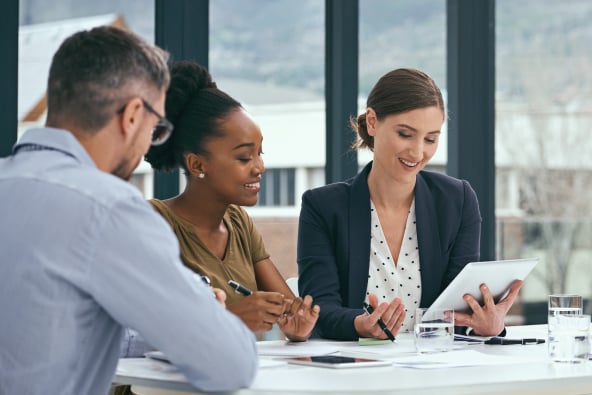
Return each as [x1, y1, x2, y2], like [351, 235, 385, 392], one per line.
[365, 199, 421, 332]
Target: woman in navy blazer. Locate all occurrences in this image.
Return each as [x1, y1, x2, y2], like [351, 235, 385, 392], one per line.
[297, 68, 522, 341]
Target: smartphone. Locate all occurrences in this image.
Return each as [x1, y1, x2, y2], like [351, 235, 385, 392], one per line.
[284, 355, 391, 369]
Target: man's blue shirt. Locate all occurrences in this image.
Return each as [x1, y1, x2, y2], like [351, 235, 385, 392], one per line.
[0, 128, 257, 395]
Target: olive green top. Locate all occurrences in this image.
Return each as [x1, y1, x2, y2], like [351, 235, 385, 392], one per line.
[150, 199, 270, 305]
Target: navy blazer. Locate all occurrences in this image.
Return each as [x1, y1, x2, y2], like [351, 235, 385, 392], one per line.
[297, 161, 481, 340]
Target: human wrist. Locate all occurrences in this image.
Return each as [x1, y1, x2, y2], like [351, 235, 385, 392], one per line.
[466, 326, 507, 337]
[282, 323, 312, 342]
[286, 333, 309, 342]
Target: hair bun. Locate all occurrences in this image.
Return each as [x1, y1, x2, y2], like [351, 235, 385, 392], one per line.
[164, 61, 216, 124]
[146, 60, 241, 173]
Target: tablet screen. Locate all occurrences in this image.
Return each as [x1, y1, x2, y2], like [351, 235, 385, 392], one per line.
[284, 355, 391, 368]
[426, 258, 539, 316]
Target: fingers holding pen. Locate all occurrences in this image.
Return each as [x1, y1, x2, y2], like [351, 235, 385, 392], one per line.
[381, 298, 405, 335]
[226, 280, 319, 338]
[370, 299, 405, 338]
[227, 291, 286, 332]
[252, 291, 285, 313]
[368, 294, 405, 332]
[355, 294, 404, 339]
[364, 303, 392, 339]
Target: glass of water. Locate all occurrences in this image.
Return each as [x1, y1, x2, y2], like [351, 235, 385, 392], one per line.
[414, 308, 454, 353]
[548, 294, 587, 363]
[549, 294, 583, 317]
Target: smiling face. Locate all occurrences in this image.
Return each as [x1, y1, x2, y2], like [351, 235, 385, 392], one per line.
[197, 108, 265, 207]
[367, 105, 443, 185]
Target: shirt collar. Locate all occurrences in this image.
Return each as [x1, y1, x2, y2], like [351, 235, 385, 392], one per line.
[14, 127, 97, 168]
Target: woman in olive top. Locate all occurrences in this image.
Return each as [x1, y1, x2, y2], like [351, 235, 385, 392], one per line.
[145, 61, 318, 341]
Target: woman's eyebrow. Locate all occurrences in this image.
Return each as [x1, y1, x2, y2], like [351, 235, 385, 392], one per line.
[396, 123, 441, 135]
[396, 123, 417, 131]
[232, 142, 255, 150]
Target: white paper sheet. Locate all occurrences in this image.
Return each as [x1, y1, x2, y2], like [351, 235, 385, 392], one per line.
[336, 339, 418, 356]
[259, 358, 288, 368]
[256, 340, 341, 356]
[391, 349, 543, 369]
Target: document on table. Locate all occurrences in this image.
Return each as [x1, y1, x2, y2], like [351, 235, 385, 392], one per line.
[337, 337, 418, 357]
[256, 340, 341, 356]
[391, 349, 543, 369]
[117, 358, 187, 382]
[259, 358, 288, 368]
[142, 350, 286, 370]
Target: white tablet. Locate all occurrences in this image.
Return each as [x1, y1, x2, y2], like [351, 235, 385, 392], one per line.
[426, 258, 539, 316]
[284, 355, 391, 369]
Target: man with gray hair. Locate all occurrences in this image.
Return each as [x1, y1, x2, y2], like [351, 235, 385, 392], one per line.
[0, 26, 257, 395]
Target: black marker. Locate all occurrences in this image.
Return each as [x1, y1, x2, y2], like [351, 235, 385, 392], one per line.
[362, 302, 396, 342]
[228, 280, 253, 296]
[484, 337, 545, 345]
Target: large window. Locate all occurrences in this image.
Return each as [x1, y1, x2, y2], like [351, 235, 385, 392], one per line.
[210, 0, 325, 212]
[358, 0, 447, 171]
[495, 0, 592, 322]
[18, 1, 592, 325]
[18, 0, 156, 196]
[209, 0, 325, 279]
[258, 168, 296, 207]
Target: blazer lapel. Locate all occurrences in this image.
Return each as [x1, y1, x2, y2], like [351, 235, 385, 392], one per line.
[347, 162, 372, 307]
[415, 173, 444, 307]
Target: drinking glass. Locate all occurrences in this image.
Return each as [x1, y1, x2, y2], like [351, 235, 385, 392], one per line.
[414, 308, 454, 353]
[548, 294, 587, 363]
[548, 294, 583, 317]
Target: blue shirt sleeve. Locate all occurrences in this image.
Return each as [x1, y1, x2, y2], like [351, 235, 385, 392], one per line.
[88, 196, 258, 392]
[119, 328, 155, 358]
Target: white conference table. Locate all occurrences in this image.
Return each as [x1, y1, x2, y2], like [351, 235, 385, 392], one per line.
[114, 325, 592, 395]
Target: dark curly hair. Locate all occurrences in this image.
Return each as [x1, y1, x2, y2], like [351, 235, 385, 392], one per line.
[145, 60, 242, 173]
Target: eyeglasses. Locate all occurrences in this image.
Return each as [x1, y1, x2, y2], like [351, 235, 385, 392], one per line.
[117, 99, 174, 146]
[141, 100, 174, 146]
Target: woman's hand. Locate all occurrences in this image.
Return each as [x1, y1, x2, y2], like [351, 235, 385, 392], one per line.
[227, 291, 285, 333]
[353, 293, 405, 339]
[278, 295, 320, 342]
[455, 280, 524, 336]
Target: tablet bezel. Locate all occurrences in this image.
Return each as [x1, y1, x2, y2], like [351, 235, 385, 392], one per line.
[426, 258, 539, 316]
[283, 355, 392, 369]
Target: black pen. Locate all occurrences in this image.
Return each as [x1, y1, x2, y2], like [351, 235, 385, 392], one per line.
[199, 275, 216, 298]
[484, 337, 545, 345]
[362, 302, 396, 342]
[228, 280, 253, 296]
[200, 275, 211, 287]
